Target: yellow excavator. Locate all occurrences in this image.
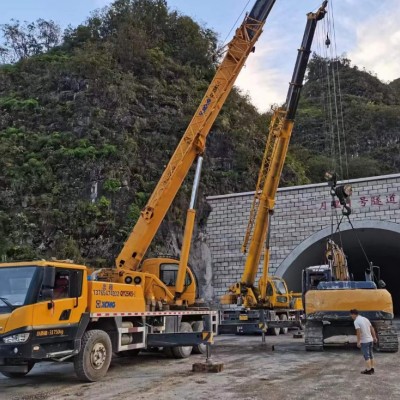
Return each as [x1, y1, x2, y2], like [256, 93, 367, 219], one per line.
[0, 0, 277, 381]
[303, 177, 398, 352]
[219, 1, 328, 335]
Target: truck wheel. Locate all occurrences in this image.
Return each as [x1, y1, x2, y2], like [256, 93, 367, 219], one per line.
[279, 314, 288, 335]
[191, 321, 206, 354]
[0, 362, 35, 378]
[163, 347, 173, 357]
[171, 322, 193, 359]
[74, 329, 112, 382]
[267, 316, 280, 336]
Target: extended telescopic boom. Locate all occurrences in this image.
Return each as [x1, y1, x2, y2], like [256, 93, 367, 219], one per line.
[226, 1, 328, 307]
[116, 0, 276, 272]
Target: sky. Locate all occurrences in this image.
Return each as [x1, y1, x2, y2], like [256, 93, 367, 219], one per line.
[1, 0, 400, 112]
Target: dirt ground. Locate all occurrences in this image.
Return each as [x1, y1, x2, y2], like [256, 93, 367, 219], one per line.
[1, 332, 399, 400]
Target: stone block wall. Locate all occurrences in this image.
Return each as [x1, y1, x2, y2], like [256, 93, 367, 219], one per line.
[205, 174, 400, 300]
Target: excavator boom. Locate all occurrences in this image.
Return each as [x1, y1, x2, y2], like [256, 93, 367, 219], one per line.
[116, 0, 276, 272]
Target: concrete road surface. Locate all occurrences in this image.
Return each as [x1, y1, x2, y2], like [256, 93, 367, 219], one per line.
[1, 334, 399, 400]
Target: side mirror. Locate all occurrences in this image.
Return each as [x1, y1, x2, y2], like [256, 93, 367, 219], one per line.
[69, 271, 81, 298]
[42, 288, 54, 301]
[42, 267, 55, 306]
[43, 267, 55, 289]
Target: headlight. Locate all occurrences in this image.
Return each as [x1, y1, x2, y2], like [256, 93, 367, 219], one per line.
[3, 333, 30, 343]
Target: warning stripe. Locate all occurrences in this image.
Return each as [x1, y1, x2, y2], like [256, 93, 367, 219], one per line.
[258, 322, 267, 332]
[201, 331, 214, 343]
[91, 310, 217, 318]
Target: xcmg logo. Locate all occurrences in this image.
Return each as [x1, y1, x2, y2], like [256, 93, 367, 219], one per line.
[96, 300, 116, 309]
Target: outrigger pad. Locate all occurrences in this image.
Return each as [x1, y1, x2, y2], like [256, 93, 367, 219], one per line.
[192, 362, 224, 373]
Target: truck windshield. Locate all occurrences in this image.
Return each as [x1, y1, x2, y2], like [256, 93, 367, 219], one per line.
[0, 267, 38, 312]
[273, 279, 287, 295]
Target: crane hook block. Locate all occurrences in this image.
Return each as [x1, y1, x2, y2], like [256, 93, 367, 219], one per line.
[325, 33, 331, 48]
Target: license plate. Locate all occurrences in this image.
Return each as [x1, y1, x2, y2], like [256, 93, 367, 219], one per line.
[239, 315, 248, 321]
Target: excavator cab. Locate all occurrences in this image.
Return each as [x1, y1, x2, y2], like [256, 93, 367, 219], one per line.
[302, 265, 331, 293]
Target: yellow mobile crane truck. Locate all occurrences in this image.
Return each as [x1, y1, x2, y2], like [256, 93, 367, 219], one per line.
[0, 0, 277, 381]
[219, 2, 327, 335]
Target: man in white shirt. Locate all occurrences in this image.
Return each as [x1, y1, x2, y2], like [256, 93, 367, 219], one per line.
[350, 309, 378, 375]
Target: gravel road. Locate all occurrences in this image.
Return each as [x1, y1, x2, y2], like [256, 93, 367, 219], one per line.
[1, 334, 399, 400]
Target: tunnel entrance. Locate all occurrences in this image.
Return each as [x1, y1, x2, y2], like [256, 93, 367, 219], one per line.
[275, 220, 400, 316]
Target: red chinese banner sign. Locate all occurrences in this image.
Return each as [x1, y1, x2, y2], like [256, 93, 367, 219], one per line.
[316, 193, 399, 212]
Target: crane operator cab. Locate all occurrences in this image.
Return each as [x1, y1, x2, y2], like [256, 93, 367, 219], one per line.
[266, 278, 291, 309]
[53, 273, 70, 299]
[139, 258, 197, 305]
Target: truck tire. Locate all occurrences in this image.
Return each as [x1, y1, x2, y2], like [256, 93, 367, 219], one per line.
[0, 362, 35, 378]
[191, 321, 206, 354]
[163, 347, 173, 357]
[171, 322, 193, 359]
[74, 329, 112, 382]
[279, 314, 288, 335]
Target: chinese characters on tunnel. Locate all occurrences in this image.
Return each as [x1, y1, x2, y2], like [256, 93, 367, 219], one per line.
[316, 193, 399, 211]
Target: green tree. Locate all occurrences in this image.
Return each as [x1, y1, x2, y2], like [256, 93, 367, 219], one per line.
[0, 19, 61, 63]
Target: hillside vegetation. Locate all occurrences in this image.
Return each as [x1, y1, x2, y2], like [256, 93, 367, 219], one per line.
[0, 0, 399, 263]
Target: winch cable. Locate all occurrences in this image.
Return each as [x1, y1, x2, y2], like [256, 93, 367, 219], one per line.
[326, 5, 344, 181]
[314, 1, 371, 276]
[329, 0, 350, 181]
[334, 213, 344, 244]
[346, 215, 372, 269]
[318, 2, 359, 275]
[221, 0, 252, 48]
[209, 0, 252, 62]
[317, 1, 350, 182]
[321, 17, 337, 175]
[310, 2, 342, 272]
[312, 10, 335, 242]
[327, 2, 371, 268]
[317, 8, 339, 240]
[315, 18, 330, 160]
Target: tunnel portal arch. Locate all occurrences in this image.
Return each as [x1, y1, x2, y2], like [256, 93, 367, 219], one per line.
[275, 220, 400, 315]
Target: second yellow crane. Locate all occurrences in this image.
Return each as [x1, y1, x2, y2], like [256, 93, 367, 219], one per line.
[219, 1, 328, 335]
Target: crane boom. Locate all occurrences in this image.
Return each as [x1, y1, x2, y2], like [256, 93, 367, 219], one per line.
[116, 0, 276, 271]
[226, 1, 328, 307]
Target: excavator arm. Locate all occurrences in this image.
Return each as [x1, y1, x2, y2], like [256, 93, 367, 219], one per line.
[326, 239, 350, 281]
[116, 0, 277, 272]
[224, 1, 328, 307]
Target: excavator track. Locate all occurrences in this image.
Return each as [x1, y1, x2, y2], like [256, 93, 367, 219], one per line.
[373, 321, 399, 353]
[304, 321, 324, 351]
